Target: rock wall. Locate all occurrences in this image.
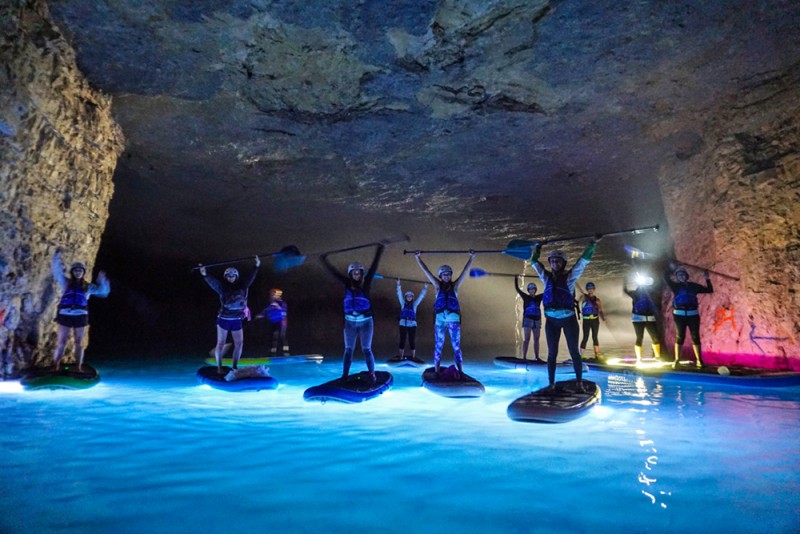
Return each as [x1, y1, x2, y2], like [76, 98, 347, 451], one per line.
[0, 1, 124, 373]
[657, 66, 800, 370]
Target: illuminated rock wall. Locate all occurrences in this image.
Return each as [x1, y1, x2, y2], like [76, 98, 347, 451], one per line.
[657, 67, 800, 370]
[0, 1, 124, 371]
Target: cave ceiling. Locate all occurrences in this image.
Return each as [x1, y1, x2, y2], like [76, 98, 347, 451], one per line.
[48, 0, 800, 275]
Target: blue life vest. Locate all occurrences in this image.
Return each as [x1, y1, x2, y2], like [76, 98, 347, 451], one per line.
[673, 286, 699, 310]
[265, 302, 286, 323]
[434, 283, 460, 314]
[344, 285, 371, 316]
[543, 273, 573, 311]
[58, 284, 89, 311]
[400, 301, 416, 321]
[581, 297, 599, 317]
[523, 299, 541, 319]
[633, 290, 656, 315]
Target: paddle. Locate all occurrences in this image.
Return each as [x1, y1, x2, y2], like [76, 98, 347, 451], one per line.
[469, 268, 520, 278]
[191, 245, 304, 273]
[320, 234, 410, 257]
[624, 246, 740, 281]
[402, 242, 533, 260]
[374, 273, 429, 284]
[511, 224, 660, 249]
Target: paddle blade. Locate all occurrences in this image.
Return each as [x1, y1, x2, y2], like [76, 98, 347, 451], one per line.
[503, 246, 533, 260]
[624, 245, 655, 260]
[273, 245, 306, 273]
[470, 268, 490, 278]
[507, 239, 539, 249]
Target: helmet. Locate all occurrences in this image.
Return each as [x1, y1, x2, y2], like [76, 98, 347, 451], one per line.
[547, 250, 567, 263]
[674, 266, 689, 277]
[69, 262, 86, 273]
[526, 282, 537, 292]
[438, 265, 453, 277]
[270, 288, 283, 298]
[224, 267, 239, 278]
[404, 291, 414, 299]
[586, 282, 596, 290]
[347, 262, 365, 275]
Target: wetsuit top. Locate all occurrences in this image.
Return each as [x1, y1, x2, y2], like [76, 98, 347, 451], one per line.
[52, 255, 110, 316]
[322, 244, 384, 322]
[531, 243, 593, 319]
[397, 285, 427, 327]
[433, 282, 460, 315]
[580, 295, 602, 319]
[514, 282, 543, 319]
[664, 273, 713, 311]
[262, 301, 287, 324]
[204, 267, 259, 320]
[624, 285, 657, 316]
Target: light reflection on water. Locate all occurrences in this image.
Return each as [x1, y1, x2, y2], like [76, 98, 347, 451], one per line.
[1, 355, 799, 533]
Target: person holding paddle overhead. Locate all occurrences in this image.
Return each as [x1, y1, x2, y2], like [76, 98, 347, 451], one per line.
[514, 276, 543, 362]
[578, 282, 606, 360]
[199, 256, 260, 374]
[530, 238, 599, 390]
[396, 279, 428, 362]
[664, 263, 713, 368]
[414, 251, 476, 378]
[623, 277, 662, 363]
[321, 243, 385, 383]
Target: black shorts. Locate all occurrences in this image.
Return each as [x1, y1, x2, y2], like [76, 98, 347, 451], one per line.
[55, 314, 89, 328]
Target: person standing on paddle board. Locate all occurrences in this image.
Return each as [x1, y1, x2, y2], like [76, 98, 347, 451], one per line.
[415, 251, 476, 377]
[578, 282, 606, 360]
[199, 256, 260, 374]
[321, 243, 385, 383]
[51, 249, 110, 372]
[530, 239, 599, 390]
[257, 288, 289, 356]
[396, 280, 428, 361]
[514, 276, 543, 362]
[664, 263, 713, 368]
[623, 277, 661, 363]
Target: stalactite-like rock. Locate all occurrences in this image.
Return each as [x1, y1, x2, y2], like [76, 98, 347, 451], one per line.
[0, 1, 124, 372]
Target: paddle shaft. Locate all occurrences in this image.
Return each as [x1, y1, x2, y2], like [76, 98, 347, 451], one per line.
[403, 249, 503, 255]
[191, 250, 290, 271]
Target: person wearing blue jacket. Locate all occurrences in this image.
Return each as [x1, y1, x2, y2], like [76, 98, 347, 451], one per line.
[664, 263, 713, 367]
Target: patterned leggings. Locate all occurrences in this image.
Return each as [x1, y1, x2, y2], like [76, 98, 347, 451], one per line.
[433, 320, 462, 364]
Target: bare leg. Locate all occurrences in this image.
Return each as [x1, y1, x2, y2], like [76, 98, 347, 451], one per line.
[215, 326, 228, 373]
[522, 327, 531, 359]
[53, 324, 71, 370]
[532, 328, 542, 361]
[73, 327, 86, 371]
[231, 328, 244, 369]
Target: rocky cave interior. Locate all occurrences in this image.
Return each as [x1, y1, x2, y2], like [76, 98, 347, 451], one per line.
[1, 0, 798, 370]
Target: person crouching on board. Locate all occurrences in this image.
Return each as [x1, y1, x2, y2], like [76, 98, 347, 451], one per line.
[414, 251, 476, 378]
[199, 257, 260, 374]
[396, 280, 428, 361]
[530, 239, 599, 391]
[321, 243, 385, 384]
[51, 249, 110, 372]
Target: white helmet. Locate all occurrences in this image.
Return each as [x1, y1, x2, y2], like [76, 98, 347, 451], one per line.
[547, 250, 567, 262]
[224, 267, 239, 278]
[348, 262, 365, 275]
[438, 265, 453, 277]
[404, 291, 414, 299]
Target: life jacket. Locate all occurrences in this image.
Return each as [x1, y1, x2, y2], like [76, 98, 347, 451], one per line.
[633, 290, 656, 315]
[265, 302, 286, 323]
[219, 284, 249, 318]
[344, 284, 371, 316]
[581, 296, 599, 316]
[400, 301, 416, 321]
[543, 272, 573, 311]
[58, 282, 89, 312]
[673, 285, 699, 310]
[434, 282, 460, 314]
[523, 298, 541, 319]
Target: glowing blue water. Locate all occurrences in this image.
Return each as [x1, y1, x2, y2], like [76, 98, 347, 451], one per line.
[1, 355, 798, 533]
